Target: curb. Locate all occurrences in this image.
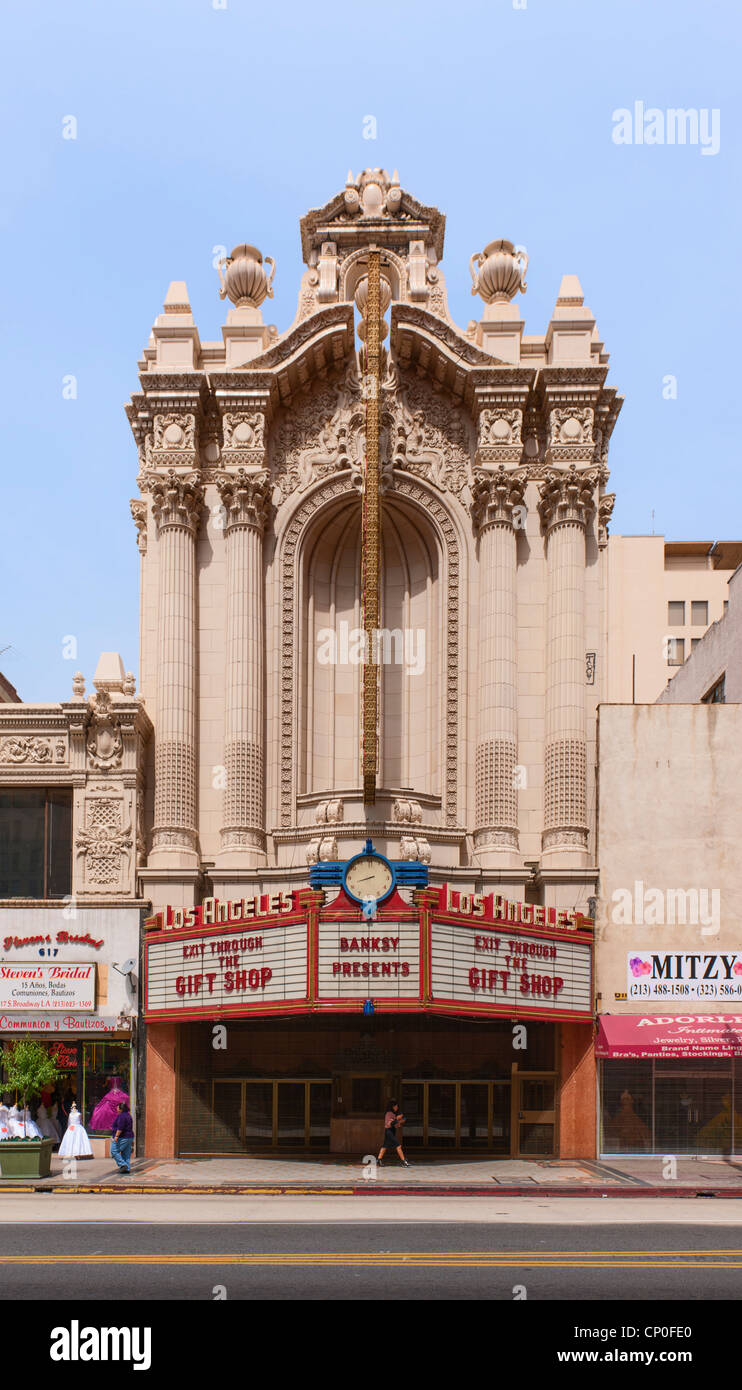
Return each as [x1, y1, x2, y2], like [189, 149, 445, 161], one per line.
[5, 1182, 742, 1197]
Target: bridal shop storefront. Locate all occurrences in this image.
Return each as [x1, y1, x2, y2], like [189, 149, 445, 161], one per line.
[143, 885, 595, 1158]
[0, 907, 139, 1156]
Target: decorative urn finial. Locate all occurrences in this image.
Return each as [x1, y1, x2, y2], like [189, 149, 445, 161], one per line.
[470, 240, 528, 303]
[217, 244, 275, 307]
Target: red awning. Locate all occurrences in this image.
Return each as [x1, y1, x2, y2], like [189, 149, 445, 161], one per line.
[596, 1014, 742, 1059]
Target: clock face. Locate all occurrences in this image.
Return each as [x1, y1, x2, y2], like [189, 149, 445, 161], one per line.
[344, 854, 394, 904]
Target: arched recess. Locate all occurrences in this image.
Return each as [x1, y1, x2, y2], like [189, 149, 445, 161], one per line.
[276, 472, 463, 830]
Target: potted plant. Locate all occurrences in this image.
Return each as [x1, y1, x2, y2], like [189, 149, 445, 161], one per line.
[0, 1037, 60, 1178]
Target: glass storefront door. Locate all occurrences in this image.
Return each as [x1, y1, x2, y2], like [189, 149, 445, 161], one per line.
[514, 1075, 557, 1156]
[182, 1079, 333, 1152]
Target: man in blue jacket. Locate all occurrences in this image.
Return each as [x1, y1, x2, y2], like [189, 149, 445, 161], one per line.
[111, 1101, 134, 1175]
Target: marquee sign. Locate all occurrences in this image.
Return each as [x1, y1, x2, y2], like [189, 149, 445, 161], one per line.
[144, 882, 594, 1022]
[317, 922, 420, 1000]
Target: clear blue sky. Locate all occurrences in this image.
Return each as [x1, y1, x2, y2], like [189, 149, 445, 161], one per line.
[1, 0, 738, 700]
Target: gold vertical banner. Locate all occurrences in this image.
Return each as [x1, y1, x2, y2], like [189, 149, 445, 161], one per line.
[362, 252, 382, 804]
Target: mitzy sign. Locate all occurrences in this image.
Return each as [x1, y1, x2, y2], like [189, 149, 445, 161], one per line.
[0, 963, 96, 1012]
[628, 950, 742, 1003]
[144, 884, 594, 1021]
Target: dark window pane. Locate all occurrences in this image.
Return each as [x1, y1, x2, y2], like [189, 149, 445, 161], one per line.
[428, 1083, 456, 1147]
[244, 1083, 273, 1147]
[601, 1061, 653, 1153]
[309, 1083, 331, 1147]
[655, 1061, 735, 1155]
[47, 790, 72, 897]
[277, 1082, 305, 1145]
[0, 790, 45, 897]
[400, 1083, 424, 1145]
[212, 1081, 242, 1152]
[460, 1083, 488, 1147]
[492, 1083, 511, 1154]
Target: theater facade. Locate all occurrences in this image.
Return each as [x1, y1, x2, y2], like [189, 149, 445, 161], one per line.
[130, 170, 622, 1159]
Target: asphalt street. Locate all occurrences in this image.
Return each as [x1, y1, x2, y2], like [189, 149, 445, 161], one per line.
[3, 1201, 742, 1300]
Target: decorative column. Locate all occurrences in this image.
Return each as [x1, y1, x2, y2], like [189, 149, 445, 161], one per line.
[148, 470, 203, 864]
[216, 467, 270, 866]
[472, 464, 525, 865]
[538, 463, 598, 859]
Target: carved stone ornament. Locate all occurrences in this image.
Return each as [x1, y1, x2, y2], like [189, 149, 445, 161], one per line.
[471, 466, 527, 533]
[0, 736, 66, 766]
[85, 692, 123, 772]
[538, 465, 600, 533]
[148, 471, 204, 535]
[598, 491, 616, 548]
[75, 788, 133, 891]
[305, 835, 339, 865]
[475, 407, 525, 467]
[546, 407, 595, 464]
[315, 799, 344, 824]
[130, 499, 147, 554]
[392, 797, 423, 824]
[217, 244, 275, 307]
[154, 413, 195, 451]
[399, 834, 431, 863]
[216, 469, 271, 533]
[222, 412, 266, 452]
[470, 240, 528, 303]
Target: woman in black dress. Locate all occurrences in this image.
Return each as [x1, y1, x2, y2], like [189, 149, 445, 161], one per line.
[377, 1098, 409, 1167]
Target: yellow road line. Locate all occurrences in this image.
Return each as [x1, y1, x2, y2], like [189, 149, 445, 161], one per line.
[1, 1252, 740, 1268]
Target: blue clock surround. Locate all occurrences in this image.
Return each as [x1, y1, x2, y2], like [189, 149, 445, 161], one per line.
[309, 837, 429, 900]
[342, 841, 397, 907]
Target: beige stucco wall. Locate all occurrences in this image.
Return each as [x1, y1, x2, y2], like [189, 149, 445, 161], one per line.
[606, 536, 734, 704]
[658, 564, 742, 704]
[596, 703, 742, 1013]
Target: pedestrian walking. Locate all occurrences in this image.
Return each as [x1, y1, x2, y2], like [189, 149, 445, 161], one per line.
[377, 1098, 410, 1167]
[111, 1101, 134, 1175]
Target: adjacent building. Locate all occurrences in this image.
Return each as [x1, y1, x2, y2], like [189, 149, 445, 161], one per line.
[0, 654, 151, 1154]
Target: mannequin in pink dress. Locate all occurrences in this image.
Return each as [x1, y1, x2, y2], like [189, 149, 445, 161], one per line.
[89, 1077, 130, 1131]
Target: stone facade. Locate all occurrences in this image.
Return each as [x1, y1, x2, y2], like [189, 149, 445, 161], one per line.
[0, 654, 152, 902]
[128, 170, 623, 924]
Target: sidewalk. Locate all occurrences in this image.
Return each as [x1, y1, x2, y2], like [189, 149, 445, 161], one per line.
[4, 1152, 742, 1195]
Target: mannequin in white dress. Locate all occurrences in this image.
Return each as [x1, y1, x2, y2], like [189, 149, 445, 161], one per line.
[36, 1104, 61, 1142]
[8, 1105, 25, 1139]
[0, 1105, 11, 1141]
[21, 1106, 42, 1139]
[58, 1102, 93, 1158]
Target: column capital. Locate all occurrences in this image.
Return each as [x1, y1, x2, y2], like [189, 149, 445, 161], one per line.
[471, 465, 527, 534]
[538, 465, 599, 534]
[147, 470, 204, 536]
[216, 468, 271, 534]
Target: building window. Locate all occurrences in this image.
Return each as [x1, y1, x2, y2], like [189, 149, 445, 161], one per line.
[691, 601, 709, 626]
[668, 601, 685, 625]
[702, 675, 726, 704]
[691, 638, 701, 651]
[724, 600, 729, 616]
[0, 789, 72, 898]
[667, 638, 685, 666]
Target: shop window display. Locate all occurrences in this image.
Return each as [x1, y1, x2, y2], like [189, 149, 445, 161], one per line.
[1, 1039, 132, 1141]
[601, 1059, 742, 1155]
